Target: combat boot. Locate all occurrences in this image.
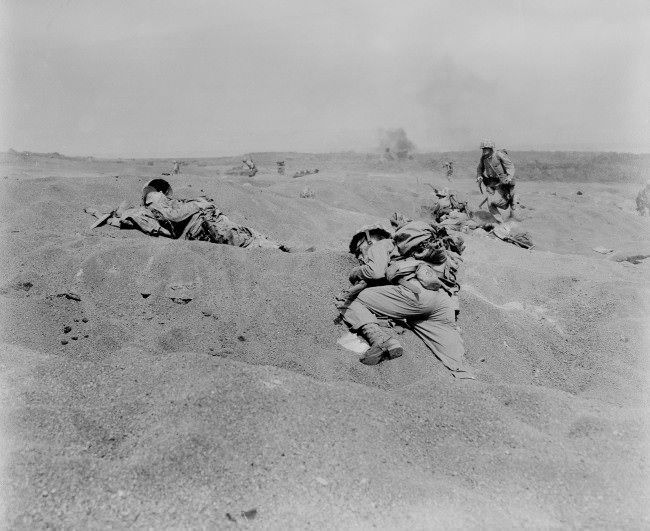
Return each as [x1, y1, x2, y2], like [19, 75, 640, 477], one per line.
[359, 323, 404, 365]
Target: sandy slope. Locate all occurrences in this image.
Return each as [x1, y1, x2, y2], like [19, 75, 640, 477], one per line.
[1, 152, 649, 529]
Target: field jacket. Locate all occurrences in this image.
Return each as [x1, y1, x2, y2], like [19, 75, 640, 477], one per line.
[477, 150, 515, 187]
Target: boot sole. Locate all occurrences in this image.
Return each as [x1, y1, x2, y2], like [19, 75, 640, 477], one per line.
[359, 345, 384, 365]
[360, 345, 404, 365]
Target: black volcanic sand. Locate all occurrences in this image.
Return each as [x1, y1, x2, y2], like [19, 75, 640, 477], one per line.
[1, 152, 649, 529]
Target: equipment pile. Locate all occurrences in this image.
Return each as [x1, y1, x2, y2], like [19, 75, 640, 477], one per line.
[421, 187, 533, 249]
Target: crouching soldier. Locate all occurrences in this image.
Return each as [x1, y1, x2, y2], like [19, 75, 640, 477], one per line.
[477, 139, 518, 222]
[337, 222, 475, 379]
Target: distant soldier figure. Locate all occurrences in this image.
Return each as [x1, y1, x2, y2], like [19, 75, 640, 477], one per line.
[276, 161, 285, 175]
[443, 161, 454, 181]
[242, 157, 257, 177]
[636, 183, 650, 216]
[476, 140, 517, 222]
[172, 161, 180, 175]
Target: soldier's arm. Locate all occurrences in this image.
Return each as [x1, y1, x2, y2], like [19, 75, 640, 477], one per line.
[476, 159, 484, 181]
[349, 240, 393, 282]
[497, 151, 515, 182]
[150, 200, 201, 223]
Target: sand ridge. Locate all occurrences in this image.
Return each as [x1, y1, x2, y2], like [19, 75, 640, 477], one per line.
[1, 152, 649, 528]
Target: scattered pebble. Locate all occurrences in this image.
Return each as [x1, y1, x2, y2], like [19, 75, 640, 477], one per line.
[61, 340, 68, 345]
[71, 336, 78, 340]
[241, 508, 257, 520]
[63, 326, 72, 333]
[202, 310, 212, 317]
[237, 335, 246, 342]
[82, 317, 89, 323]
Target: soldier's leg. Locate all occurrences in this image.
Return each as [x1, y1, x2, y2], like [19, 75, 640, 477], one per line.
[409, 290, 475, 378]
[505, 184, 520, 219]
[341, 286, 415, 365]
[202, 214, 250, 247]
[244, 231, 283, 250]
[341, 285, 419, 332]
[488, 187, 511, 222]
[487, 201, 504, 223]
[208, 214, 284, 249]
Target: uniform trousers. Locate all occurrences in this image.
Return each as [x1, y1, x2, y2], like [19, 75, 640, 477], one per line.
[342, 284, 471, 374]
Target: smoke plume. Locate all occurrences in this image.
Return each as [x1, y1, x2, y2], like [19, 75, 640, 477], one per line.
[377, 128, 416, 159]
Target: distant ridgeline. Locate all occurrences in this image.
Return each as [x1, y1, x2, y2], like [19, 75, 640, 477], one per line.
[510, 151, 650, 183]
[7, 148, 64, 158]
[3, 148, 648, 183]
[4, 148, 93, 161]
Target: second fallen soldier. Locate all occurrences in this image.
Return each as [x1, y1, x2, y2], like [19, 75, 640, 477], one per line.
[337, 219, 475, 379]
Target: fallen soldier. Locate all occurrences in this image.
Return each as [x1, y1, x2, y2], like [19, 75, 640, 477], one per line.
[423, 186, 468, 222]
[87, 178, 292, 251]
[336, 214, 475, 378]
[419, 185, 533, 248]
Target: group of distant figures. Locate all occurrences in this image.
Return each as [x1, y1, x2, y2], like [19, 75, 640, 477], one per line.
[166, 157, 320, 179]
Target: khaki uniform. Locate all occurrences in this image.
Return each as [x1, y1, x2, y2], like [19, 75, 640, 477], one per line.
[477, 150, 516, 217]
[342, 239, 473, 377]
[144, 192, 283, 249]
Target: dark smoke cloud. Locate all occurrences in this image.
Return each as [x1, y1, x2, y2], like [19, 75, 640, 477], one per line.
[377, 128, 416, 158]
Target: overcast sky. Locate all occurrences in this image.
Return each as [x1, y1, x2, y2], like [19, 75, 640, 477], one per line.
[1, 0, 648, 157]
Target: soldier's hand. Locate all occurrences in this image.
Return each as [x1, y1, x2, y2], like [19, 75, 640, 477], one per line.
[334, 289, 354, 310]
[335, 289, 352, 302]
[348, 266, 363, 284]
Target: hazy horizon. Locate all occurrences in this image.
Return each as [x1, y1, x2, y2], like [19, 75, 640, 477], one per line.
[1, 0, 648, 158]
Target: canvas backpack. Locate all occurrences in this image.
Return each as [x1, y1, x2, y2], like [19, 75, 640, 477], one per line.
[390, 220, 464, 295]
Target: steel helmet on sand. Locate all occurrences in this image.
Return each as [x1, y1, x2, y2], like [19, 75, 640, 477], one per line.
[480, 139, 495, 149]
[142, 178, 173, 205]
[349, 224, 392, 254]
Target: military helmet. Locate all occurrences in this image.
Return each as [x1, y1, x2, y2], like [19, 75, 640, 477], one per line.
[142, 178, 173, 205]
[480, 139, 495, 149]
[349, 224, 392, 254]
